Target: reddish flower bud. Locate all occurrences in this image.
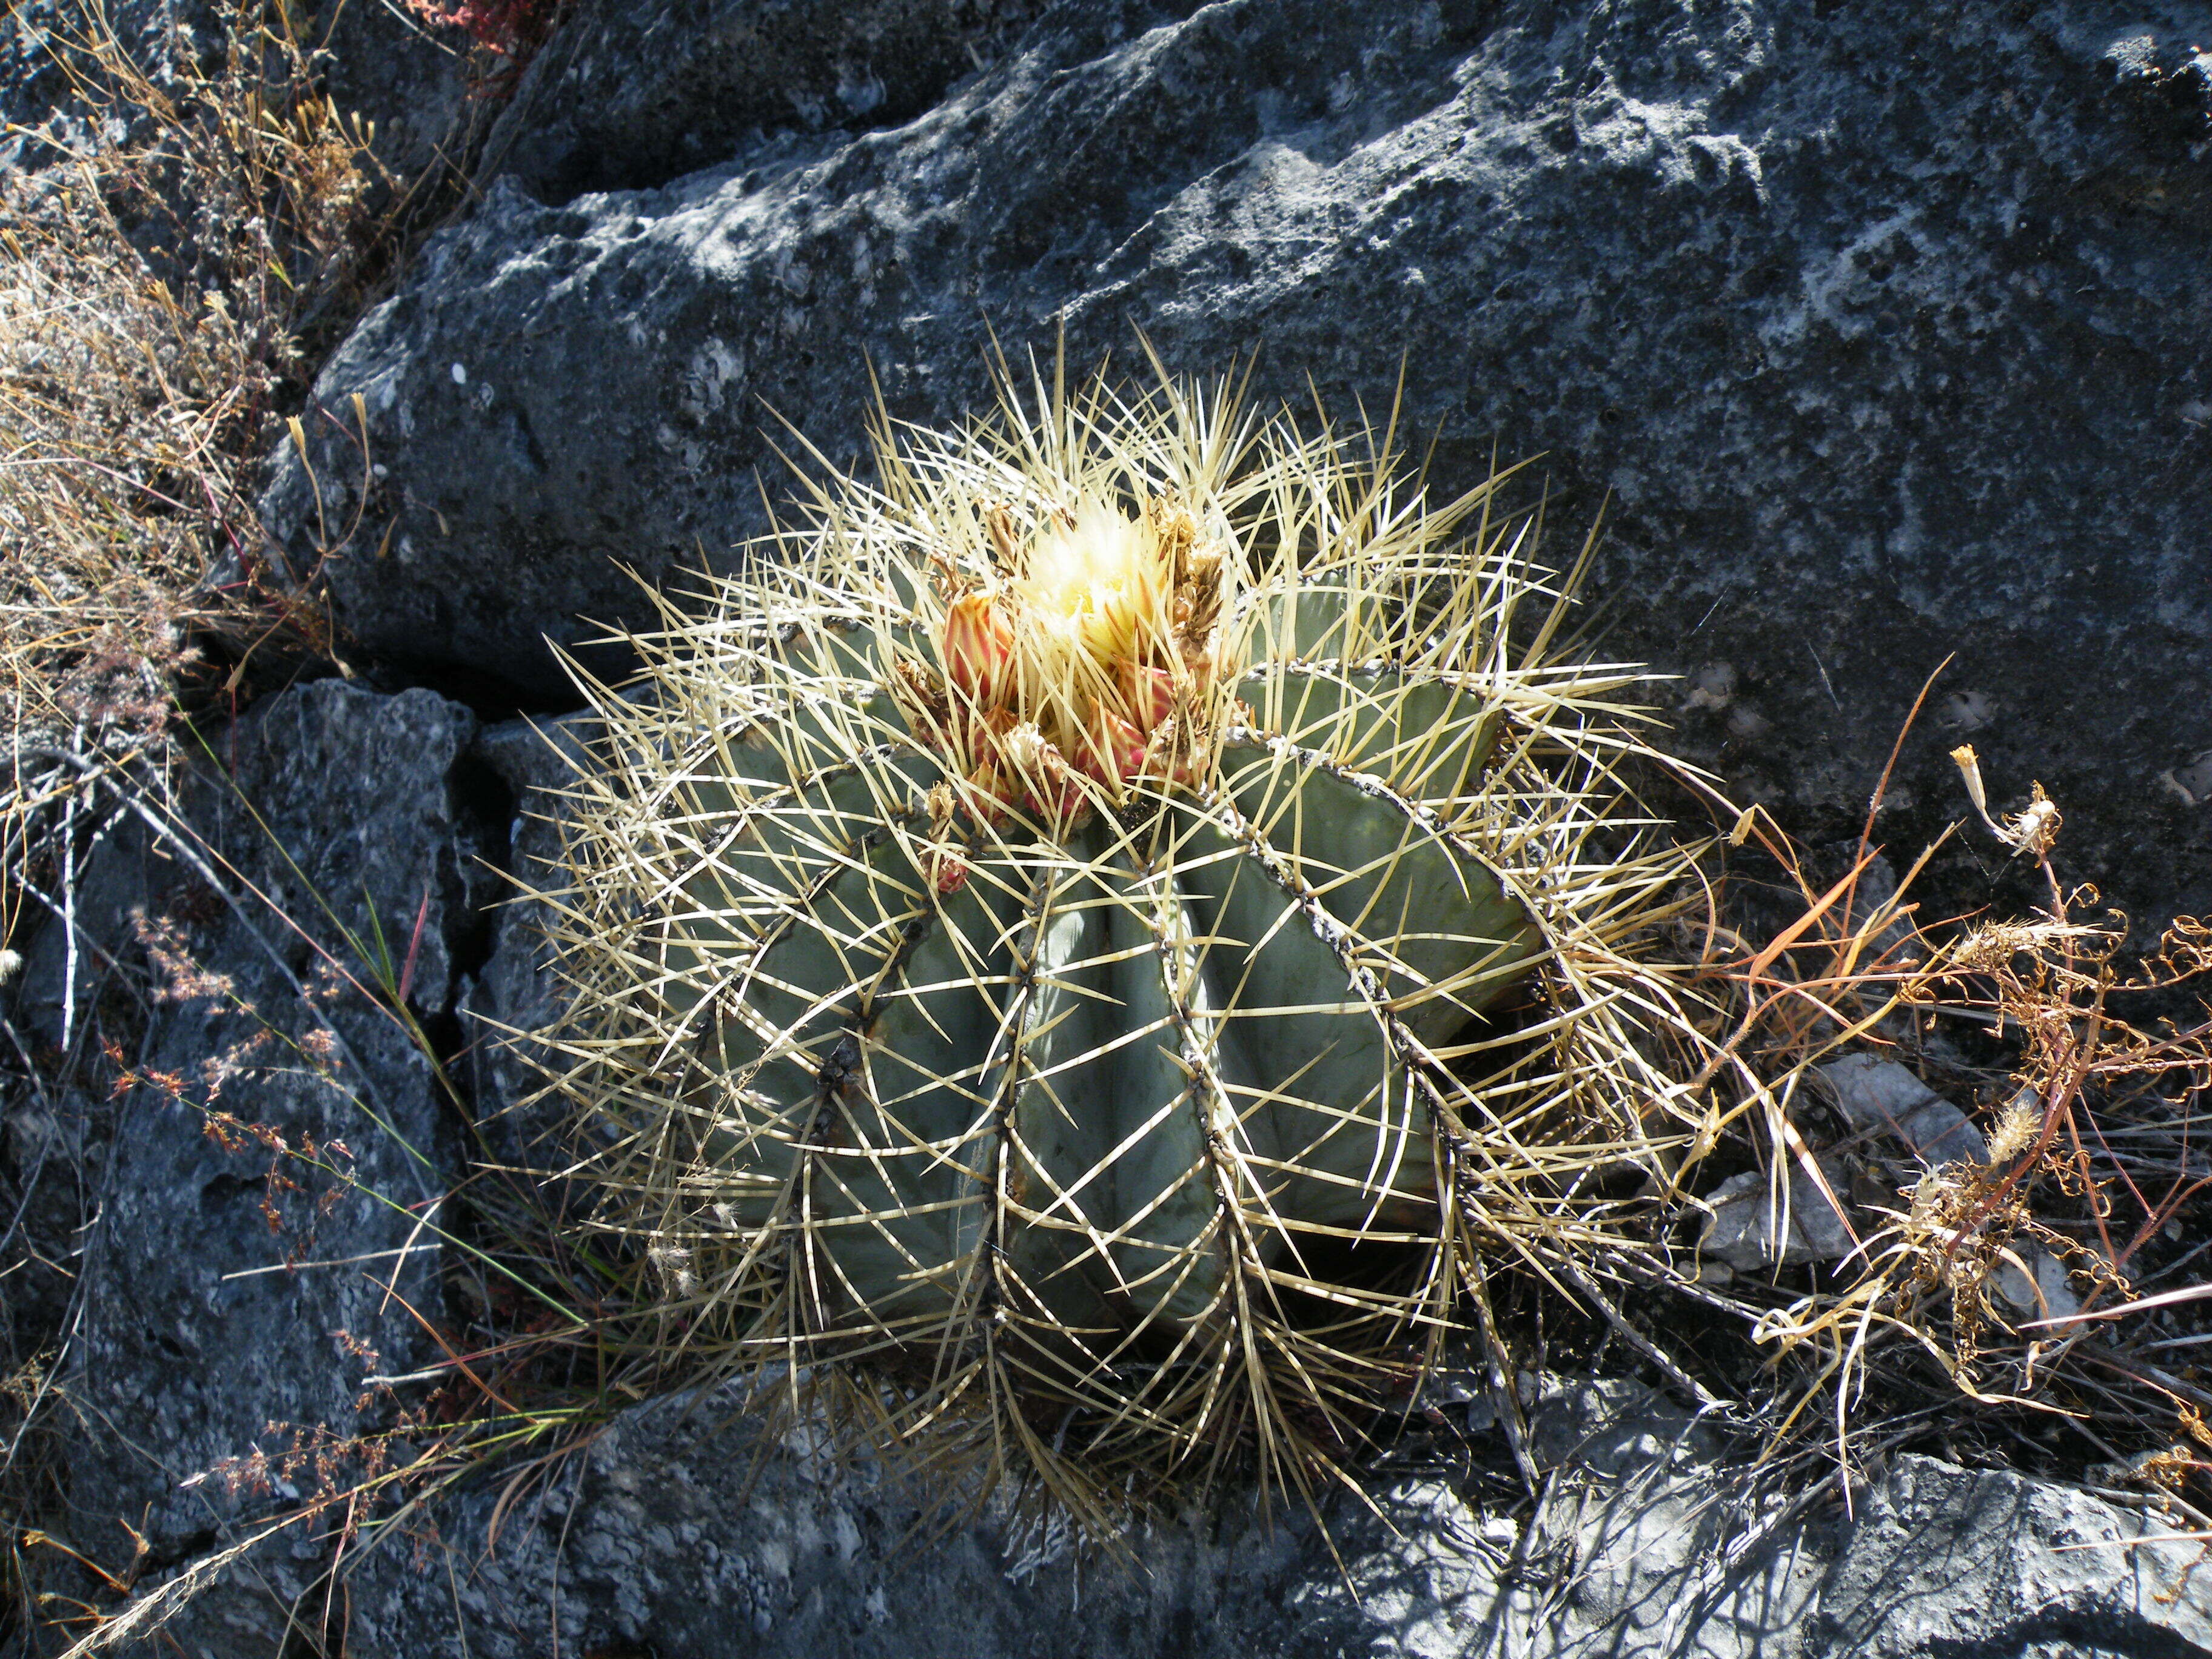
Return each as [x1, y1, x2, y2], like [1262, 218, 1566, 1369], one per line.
[961, 767, 1013, 827]
[943, 592, 1014, 708]
[1131, 714, 1204, 791]
[1120, 663, 1178, 734]
[1077, 704, 1151, 788]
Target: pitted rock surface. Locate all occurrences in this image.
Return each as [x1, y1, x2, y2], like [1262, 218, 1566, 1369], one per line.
[261, 0, 2212, 934]
[479, 0, 1052, 203]
[311, 1380, 2212, 1658]
[63, 683, 486, 1567]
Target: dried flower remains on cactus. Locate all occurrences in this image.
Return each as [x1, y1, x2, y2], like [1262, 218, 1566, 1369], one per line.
[543, 355, 1717, 1521]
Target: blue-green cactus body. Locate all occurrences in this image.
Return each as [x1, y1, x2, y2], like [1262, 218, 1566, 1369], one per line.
[653, 617, 1540, 1375]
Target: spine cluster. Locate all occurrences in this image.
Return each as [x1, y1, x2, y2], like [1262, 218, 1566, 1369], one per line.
[893, 491, 1235, 828]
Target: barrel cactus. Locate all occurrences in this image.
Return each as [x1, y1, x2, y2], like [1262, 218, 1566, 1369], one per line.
[546, 361, 1704, 1511]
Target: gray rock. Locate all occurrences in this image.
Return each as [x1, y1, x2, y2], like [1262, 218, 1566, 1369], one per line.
[310, 1376, 2212, 1658]
[333, 1376, 1690, 1657]
[261, 0, 2212, 938]
[1700, 1161, 1860, 1270]
[11, 794, 156, 1053]
[62, 682, 483, 1570]
[1818, 1053, 1989, 1167]
[1520, 1376, 1820, 1658]
[1994, 1247, 2083, 1326]
[1808, 1455, 2212, 1658]
[329, 1376, 1296, 1659]
[1698, 1056, 1997, 1275]
[480, 0, 1050, 204]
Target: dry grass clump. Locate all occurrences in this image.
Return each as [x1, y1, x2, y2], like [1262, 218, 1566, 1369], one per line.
[0, 0, 390, 902]
[1652, 715, 2212, 1527]
[1, 2, 381, 700]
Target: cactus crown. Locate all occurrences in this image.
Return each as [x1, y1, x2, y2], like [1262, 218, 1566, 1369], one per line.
[543, 355, 1712, 1528]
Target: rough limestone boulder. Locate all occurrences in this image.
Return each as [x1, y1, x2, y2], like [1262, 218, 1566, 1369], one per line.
[321, 1378, 2212, 1658]
[261, 0, 2212, 933]
[56, 682, 491, 1638]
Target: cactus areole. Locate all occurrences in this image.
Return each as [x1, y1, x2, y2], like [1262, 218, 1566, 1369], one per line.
[549, 361, 1697, 1501]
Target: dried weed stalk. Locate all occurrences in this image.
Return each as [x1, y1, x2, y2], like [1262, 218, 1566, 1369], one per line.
[1674, 702, 2212, 1526]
